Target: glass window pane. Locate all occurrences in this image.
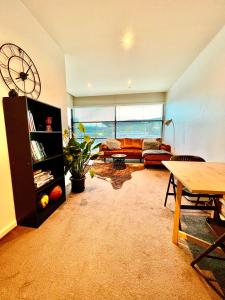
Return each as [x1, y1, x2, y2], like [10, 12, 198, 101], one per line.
[74, 122, 115, 139]
[73, 106, 115, 122]
[72, 104, 163, 141]
[116, 121, 162, 138]
[116, 104, 163, 121]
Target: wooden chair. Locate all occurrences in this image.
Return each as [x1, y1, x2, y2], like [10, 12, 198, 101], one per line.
[164, 155, 218, 210]
[191, 219, 225, 266]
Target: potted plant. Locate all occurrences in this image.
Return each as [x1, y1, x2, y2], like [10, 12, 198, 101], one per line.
[63, 123, 101, 193]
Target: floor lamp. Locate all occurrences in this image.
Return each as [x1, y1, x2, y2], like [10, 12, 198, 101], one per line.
[164, 119, 175, 153]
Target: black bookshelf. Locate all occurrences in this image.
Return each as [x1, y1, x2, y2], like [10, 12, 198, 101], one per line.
[3, 96, 66, 228]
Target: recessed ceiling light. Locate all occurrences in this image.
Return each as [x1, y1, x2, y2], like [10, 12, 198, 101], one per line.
[121, 32, 134, 50]
[128, 79, 132, 88]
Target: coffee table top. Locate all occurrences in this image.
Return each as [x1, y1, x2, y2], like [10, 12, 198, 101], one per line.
[111, 154, 127, 158]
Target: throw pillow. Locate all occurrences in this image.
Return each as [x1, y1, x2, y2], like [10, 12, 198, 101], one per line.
[103, 138, 121, 150]
[156, 138, 162, 143]
[123, 138, 142, 149]
[142, 139, 160, 150]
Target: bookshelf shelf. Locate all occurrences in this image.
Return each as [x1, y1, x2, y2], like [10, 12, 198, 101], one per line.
[33, 154, 63, 165]
[30, 131, 62, 134]
[35, 176, 64, 193]
[3, 96, 66, 228]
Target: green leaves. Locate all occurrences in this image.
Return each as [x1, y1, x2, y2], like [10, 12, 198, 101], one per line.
[84, 135, 91, 143]
[63, 129, 69, 139]
[92, 142, 102, 150]
[78, 123, 86, 133]
[89, 168, 95, 178]
[68, 136, 80, 147]
[90, 153, 99, 160]
[79, 141, 86, 149]
[66, 154, 73, 162]
[63, 123, 100, 178]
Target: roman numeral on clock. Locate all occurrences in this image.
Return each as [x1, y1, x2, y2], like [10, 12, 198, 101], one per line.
[8, 45, 16, 56]
[0, 48, 10, 59]
[0, 61, 7, 69]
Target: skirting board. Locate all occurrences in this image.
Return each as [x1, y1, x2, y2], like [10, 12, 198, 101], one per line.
[0, 220, 17, 240]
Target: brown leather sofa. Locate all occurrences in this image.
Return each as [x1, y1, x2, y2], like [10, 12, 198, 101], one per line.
[99, 138, 172, 166]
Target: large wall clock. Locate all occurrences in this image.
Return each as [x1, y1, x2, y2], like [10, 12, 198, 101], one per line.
[0, 43, 41, 99]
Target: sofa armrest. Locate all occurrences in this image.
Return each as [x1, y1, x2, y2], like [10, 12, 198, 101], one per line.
[160, 144, 171, 152]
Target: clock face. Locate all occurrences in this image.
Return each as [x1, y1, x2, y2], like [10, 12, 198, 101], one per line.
[0, 43, 41, 99]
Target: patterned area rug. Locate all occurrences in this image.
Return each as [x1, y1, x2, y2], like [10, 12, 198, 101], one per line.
[92, 162, 144, 189]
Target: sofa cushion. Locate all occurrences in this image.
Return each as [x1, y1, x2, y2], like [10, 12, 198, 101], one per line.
[160, 144, 171, 152]
[156, 138, 162, 143]
[142, 139, 161, 150]
[122, 138, 143, 149]
[116, 138, 125, 148]
[104, 149, 142, 156]
[142, 149, 171, 157]
[143, 149, 172, 162]
[102, 138, 121, 150]
[101, 144, 108, 150]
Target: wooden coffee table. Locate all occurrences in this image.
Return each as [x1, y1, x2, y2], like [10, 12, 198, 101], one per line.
[112, 154, 127, 170]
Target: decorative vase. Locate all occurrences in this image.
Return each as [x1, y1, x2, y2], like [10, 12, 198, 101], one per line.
[45, 116, 53, 132]
[70, 176, 85, 193]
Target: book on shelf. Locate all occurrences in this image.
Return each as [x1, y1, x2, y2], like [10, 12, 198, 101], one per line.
[34, 170, 51, 179]
[30, 140, 47, 161]
[219, 213, 225, 221]
[27, 110, 36, 131]
[35, 176, 54, 188]
[219, 198, 225, 219]
[33, 169, 42, 176]
[33, 170, 54, 188]
[36, 142, 46, 158]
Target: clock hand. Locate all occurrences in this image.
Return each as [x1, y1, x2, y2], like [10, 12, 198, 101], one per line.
[9, 68, 20, 75]
[25, 64, 32, 75]
[26, 77, 35, 83]
[14, 65, 32, 80]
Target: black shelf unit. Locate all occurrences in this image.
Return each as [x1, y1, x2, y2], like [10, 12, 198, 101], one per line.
[3, 96, 66, 228]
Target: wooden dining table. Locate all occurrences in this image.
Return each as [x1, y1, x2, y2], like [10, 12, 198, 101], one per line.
[162, 161, 225, 252]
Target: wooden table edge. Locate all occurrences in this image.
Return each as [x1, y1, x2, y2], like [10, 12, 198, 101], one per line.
[162, 161, 225, 195]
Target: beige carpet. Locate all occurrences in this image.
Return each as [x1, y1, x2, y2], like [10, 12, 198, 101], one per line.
[0, 166, 222, 299]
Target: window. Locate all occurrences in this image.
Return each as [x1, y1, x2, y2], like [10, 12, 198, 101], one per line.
[72, 104, 163, 142]
[72, 106, 115, 145]
[116, 104, 163, 138]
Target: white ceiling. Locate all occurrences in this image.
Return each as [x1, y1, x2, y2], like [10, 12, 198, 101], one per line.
[22, 0, 225, 97]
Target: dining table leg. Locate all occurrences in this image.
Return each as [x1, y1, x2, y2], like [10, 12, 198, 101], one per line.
[172, 180, 183, 244]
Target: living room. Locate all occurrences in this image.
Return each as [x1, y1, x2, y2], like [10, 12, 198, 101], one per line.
[0, 0, 225, 299]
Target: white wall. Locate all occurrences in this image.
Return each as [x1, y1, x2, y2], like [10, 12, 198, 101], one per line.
[67, 93, 74, 108]
[0, 0, 67, 238]
[164, 26, 225, 161]
[73, 92, 165, 107]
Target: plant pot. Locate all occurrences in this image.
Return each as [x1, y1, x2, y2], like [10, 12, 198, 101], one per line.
[70, 176, 85, 193]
